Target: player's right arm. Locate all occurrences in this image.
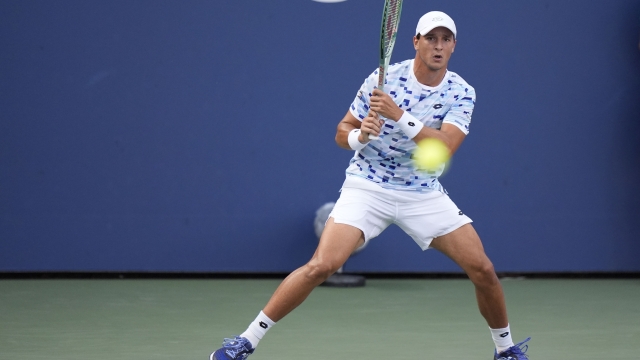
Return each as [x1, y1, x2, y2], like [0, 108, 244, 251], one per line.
[338, 68, 383, 150]
[335, 111, 383, 150]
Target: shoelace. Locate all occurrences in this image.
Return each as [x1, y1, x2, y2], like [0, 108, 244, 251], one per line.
[222, 337, 252, 359]
[498, 337, 531, 359]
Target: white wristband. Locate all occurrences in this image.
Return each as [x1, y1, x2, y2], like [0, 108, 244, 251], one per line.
[396, 111, 424, 139]
[348, 129, 368, 150]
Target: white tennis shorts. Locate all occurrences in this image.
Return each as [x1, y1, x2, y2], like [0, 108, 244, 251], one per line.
[329, 178, 472, 250]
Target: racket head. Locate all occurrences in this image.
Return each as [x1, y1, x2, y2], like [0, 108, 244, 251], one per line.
[378, 0, 403, 91]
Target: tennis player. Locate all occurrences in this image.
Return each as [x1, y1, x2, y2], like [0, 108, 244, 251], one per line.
[211, 11, 530, 360]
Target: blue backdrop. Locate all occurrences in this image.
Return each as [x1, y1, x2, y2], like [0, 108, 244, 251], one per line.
[1, 0, 639, 273]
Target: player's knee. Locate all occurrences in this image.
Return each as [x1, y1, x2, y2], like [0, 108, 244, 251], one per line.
[467, 261, 498, 287]
[304, 260, 337, 283]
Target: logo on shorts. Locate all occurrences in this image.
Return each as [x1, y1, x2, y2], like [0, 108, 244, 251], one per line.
[259, 321, 268, 329]
[499, 331, 509, 338]
[408, 122, 415, 126]
[458, 211, 463, 215]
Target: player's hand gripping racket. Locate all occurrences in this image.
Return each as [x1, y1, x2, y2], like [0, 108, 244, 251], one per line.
[368, 0, 403, 141]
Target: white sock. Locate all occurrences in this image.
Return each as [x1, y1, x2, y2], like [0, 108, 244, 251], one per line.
[240, 311, 276, 349]
[490, 324, 514, 354]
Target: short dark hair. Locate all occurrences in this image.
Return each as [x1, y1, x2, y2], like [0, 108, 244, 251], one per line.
[415, 32, 455, 41]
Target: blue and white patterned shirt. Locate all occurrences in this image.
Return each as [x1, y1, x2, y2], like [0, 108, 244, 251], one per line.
[346, 59, 475, 193]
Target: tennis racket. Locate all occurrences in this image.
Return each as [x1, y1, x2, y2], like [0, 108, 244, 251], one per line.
[368, 0, 403, 141]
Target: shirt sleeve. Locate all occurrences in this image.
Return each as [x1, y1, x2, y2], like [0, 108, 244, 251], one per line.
[349, 69, 379, 122]
[442, 86, 475, 135]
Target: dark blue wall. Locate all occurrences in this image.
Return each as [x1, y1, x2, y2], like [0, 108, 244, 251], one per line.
[2, 0, 639, 272]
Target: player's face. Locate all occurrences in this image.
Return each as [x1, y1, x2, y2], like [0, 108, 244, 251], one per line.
[413, 27, 456, 71]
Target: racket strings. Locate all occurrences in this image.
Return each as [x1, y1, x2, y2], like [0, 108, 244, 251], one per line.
[382, 0, 401, 55]
[374, 0, 403, 135]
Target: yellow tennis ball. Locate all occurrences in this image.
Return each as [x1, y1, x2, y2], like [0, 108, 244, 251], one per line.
[414, 138, 450, 170]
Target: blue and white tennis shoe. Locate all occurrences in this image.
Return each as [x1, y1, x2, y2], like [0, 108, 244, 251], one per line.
[210, 336, 254, 360]
[494, 337, 531, 360]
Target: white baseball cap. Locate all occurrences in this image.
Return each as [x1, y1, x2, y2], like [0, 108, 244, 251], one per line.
[415, 11, 457, 38]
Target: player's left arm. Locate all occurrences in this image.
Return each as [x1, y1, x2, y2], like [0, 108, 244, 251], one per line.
[370, 88, 470, 156]
[413, 123, 466, 156]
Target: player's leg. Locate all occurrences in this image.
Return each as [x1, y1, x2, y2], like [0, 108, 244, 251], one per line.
[394, 191, 530, 359]
[430, 224, 530, 359]
[429, 224, 507, 328]
[394, 194, 508, 328]
[211, 186, 394, 360]
[263, 217, 364, 321]
[210, 218, 364, 360]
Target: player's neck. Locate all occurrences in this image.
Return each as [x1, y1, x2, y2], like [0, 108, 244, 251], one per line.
[412, 59, 447, 87]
